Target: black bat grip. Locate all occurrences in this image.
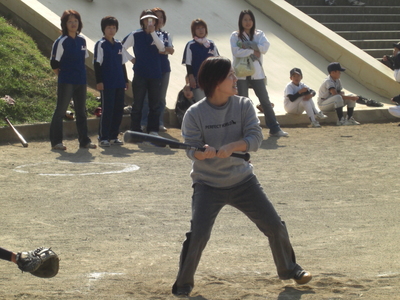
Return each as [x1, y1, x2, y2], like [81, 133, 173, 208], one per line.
[230, 152, 250, 161]
[198, 147, 250, 161]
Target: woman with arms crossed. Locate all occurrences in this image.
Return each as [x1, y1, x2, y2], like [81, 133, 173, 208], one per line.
[172, 56, 311, 297]
[231, 9, 288, 137]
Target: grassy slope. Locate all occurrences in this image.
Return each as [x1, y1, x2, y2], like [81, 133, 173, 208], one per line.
[0, 16, 98, 126]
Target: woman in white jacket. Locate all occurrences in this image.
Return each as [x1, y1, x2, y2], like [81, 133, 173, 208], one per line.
[230, 10, 288, 137]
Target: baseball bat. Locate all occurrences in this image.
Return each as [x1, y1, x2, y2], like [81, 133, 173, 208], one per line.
[4, 117, 28, 147]
[123, 131, 250, 161]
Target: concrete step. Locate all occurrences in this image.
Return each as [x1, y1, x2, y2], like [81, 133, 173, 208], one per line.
[349, 39, 399, 50]
[285, 0, 400, 60]
[287, 0, 399, 5]
[323, 22, 400, 31]
[337, 30, 400, 40]
[297, 6, 400, 14]
[310, 14, 399, 23]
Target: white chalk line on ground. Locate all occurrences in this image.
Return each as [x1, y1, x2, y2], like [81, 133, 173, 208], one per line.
[13, 162, 140, 176]
[86, 272, 125, 291]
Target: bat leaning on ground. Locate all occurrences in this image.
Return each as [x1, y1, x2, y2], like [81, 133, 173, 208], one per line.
[4, 117, 28, 147]
[123, 131, 250, 161]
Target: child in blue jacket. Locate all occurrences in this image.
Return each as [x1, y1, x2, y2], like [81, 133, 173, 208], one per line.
[94, 16, 132, 147]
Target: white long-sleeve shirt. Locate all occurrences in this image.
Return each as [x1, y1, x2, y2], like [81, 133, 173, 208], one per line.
[230, 30, 270, 80]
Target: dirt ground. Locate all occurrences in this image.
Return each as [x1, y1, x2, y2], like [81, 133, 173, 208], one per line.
[1, 122, 400, 300]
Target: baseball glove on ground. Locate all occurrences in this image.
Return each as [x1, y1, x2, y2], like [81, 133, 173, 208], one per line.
[16, 247, 59, 278]
[357, 95, 383, 107]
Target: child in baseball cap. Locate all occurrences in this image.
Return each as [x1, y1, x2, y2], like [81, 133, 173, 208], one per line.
[283, 68, 327, 128]
[317, 62, 361, 126]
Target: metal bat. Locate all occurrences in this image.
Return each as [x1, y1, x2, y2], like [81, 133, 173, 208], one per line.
[4, 117, 28, 147]
[123, 131, 250, 161]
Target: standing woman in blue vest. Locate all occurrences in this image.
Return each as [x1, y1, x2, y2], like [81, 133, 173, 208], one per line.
[140, 7, 174, 133]
[182, 19, 219, 102]
[50, 10, 96, 150]
[122, 9, 166, 135]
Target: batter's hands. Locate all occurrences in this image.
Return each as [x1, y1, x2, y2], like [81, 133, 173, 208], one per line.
[216, 144, 234, 159]
[195, 144, 216, 160]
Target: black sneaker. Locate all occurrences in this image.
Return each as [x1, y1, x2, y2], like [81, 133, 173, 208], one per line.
[173, 285, 192, 298]
[293, 269, 312, 284]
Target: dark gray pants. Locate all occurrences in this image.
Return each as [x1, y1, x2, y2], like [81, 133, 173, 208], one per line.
[237, 78, 281, 134]
[172, 176, 301, 294]
[49, 83, 90, 147]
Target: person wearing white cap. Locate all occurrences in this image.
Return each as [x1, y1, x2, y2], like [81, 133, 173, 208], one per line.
[140, 7, 174, 133]
[122, 10, 165, 136]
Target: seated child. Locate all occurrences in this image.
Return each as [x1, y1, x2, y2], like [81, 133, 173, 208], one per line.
[175, 83, 195, 128]
[388, 95, 400, 124]
[284, 68, 327, 127]
[317, 62, 360, 126]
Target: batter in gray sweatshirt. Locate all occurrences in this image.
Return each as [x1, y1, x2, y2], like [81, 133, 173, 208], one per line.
[182, 95, 263, 188]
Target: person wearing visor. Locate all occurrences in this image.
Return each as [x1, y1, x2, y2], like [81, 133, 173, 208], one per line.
[122, 10, 165, 136]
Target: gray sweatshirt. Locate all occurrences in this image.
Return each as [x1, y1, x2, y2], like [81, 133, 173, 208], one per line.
[182, 95, 263, 188]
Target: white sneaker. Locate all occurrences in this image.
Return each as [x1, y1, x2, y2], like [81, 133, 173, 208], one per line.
[344, 117, 360, 125]
[269, 130, 289, 137]
[99, 140, 110, 147]
[149, 131, 159, 136]
[311, 121, 321, 128]
[159, 125, 167, 132]
[315, 111, 328, 119]
[336, 117, 346, 126]
[110, 139, 123, 145]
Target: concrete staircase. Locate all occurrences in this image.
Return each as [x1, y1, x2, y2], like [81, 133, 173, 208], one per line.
[285, 0, 400, 59]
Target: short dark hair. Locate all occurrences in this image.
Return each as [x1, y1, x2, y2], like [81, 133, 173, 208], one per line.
[238, 10, 255, 41]
[139, 10, 158, 30]
[101, 16, 119, 34]
[152, 7, 166, 26]
[198, 56, 231, 98]
[190, 19, 208, 38]
[60, 10, 83, 36]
